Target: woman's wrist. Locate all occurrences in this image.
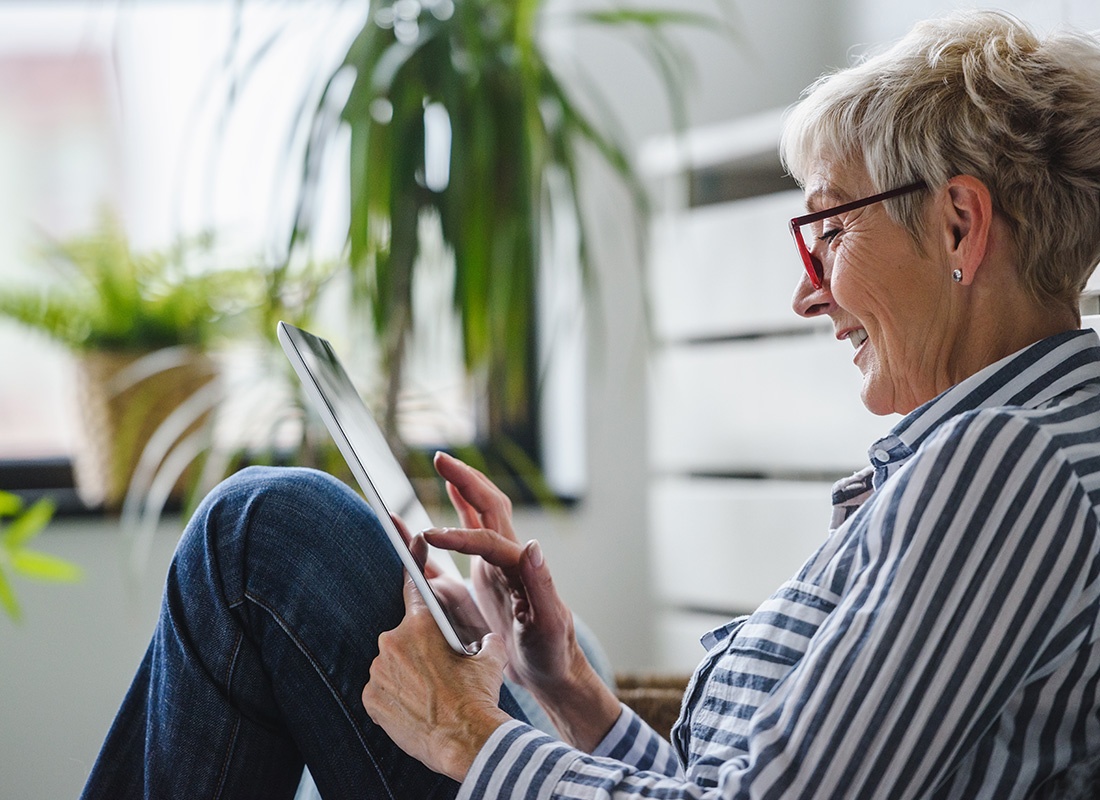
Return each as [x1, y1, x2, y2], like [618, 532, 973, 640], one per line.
[530, 652, 622, 751]
[436, 704, 515, 783]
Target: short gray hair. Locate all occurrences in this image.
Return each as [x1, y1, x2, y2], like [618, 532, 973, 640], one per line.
[781, 10, 1100, 307]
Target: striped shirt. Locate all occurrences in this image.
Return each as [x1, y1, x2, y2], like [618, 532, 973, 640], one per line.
[458, 329, 1100, 799]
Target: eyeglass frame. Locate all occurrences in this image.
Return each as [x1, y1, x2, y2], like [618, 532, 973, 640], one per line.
[789, 180, 928, 290]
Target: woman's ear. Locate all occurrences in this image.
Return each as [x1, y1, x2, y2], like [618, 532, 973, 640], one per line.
[942, 175, 994, 284]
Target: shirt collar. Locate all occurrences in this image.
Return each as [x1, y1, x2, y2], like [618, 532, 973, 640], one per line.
[866, 329, 1100, 489]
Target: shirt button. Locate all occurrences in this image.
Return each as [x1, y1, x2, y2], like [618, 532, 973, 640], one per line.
[873, 449, 891, 463]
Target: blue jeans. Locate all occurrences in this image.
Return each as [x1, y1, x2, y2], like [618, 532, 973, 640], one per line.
[80, 466, 528, 800]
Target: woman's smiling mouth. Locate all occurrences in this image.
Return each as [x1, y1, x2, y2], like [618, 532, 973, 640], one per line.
[845, 328, 869, 350]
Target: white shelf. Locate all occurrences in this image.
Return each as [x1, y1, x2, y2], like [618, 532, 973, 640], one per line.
[638, 108, 787, 177]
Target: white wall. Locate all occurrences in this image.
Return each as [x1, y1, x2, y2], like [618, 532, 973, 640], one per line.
[0, 519, 180, 800]
[847, 0, 1100, 46]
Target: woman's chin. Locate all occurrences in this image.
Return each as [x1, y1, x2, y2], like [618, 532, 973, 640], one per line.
[859, 378, 900, 417]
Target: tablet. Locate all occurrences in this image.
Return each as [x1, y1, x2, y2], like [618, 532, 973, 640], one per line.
[277, 321, 479, 656]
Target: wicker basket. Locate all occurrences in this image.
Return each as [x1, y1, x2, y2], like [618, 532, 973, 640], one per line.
[615, 673, 692, 739]
[71, 348, 218, 511]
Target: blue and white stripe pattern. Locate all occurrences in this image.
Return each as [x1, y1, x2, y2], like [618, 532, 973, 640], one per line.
[458, 329, 1100, 799]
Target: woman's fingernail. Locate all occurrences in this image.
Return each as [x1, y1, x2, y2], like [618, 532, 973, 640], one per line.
[527, 540, 544, 568]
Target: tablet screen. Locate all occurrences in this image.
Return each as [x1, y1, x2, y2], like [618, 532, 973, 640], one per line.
[278, 321, 476, 654]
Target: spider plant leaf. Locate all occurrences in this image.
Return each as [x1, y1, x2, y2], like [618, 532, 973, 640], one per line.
[9, 550, 82, 583]
[120, 379, 222, 535]
[540, 67, 648, 219]
[2, 498, 55, 551]
[572, 2, 740, 137]
[125, 426, 213, 576]
[450, 444, 492, 477]
[279, 66, 347, 255]
[638, 25, 695, 132]
[577, 8, 728, 29]
[494, 433, 561, 508]
[197, 11, 297, 223]
[0, 569, 21, 622]
[286, 64, 354, 258]
[541, 112, 594, 289]
[218, 6, 291, 108]
[0, 491, 21, 518]
[574, 1, 744, 44]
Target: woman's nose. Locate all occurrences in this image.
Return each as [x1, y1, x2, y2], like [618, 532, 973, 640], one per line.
[792, 268, 835, 319]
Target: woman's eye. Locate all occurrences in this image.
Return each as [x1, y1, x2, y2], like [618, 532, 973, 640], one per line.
[818, 227, 842, 243]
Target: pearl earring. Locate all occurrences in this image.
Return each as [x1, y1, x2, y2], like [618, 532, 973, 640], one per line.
[952, 269, 963, 283]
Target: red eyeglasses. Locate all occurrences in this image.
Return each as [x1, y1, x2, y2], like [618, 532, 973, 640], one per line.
[789, 180, 928, 289]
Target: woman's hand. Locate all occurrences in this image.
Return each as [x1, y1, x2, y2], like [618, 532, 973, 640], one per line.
[423, 452, 622, 750]
[361, 570, 512, 782]
[424, 453, 575, 688]
[392, 513, 490, 643]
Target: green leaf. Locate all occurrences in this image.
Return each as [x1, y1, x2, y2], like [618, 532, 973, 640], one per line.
[0, 491, 22, 518]
[368, 39, 432, 97]
[495, 435, 562, 509]
[3, 497, 55, 550]
[0, 568, 22, 622]
[10, 550, 83, 583]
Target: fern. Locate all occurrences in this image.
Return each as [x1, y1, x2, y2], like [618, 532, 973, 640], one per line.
[1, 210, 257, 352]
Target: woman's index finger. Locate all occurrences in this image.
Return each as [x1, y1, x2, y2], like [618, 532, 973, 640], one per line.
[423, 528, 524, 572]
[434, 452, 515, 534]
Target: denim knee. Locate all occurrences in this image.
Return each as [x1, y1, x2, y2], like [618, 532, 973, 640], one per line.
[176, 465, 391, 611]
[200, 465, 360, 520]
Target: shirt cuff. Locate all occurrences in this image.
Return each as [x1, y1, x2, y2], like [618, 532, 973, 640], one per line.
[590, 702, 682, 776]
[457, 719, 580, 800]
[590, 702, 633, 758]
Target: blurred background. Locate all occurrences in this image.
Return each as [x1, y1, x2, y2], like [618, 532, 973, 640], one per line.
[2, 1, 1097, 797]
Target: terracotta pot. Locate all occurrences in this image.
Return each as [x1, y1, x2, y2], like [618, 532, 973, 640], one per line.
[71, 348, 218, 511]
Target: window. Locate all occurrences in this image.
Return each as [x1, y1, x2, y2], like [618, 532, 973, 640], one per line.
[0, 2, 585, 508]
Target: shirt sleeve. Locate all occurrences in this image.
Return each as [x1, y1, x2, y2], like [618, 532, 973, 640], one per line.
[458, 705, 683, 799]
[590, 703, 681, 771]
[463, 409, 1100, 798]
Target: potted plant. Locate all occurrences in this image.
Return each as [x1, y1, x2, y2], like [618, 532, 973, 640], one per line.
[0, 211, 253, 510]
[275, 0, 733, 493]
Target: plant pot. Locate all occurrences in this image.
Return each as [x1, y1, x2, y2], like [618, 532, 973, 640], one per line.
[71, 347, 219, 511]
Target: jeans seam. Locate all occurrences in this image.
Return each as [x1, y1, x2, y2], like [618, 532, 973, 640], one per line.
[244, 588, 397, 800]
[212, 713, 241, 800]
[206, 629, 244, 800]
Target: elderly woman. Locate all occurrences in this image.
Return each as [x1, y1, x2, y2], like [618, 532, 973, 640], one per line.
[83, 9, 1100, 800]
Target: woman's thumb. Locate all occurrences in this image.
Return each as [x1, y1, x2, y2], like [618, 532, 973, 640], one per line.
[476, 631, 510, 672]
